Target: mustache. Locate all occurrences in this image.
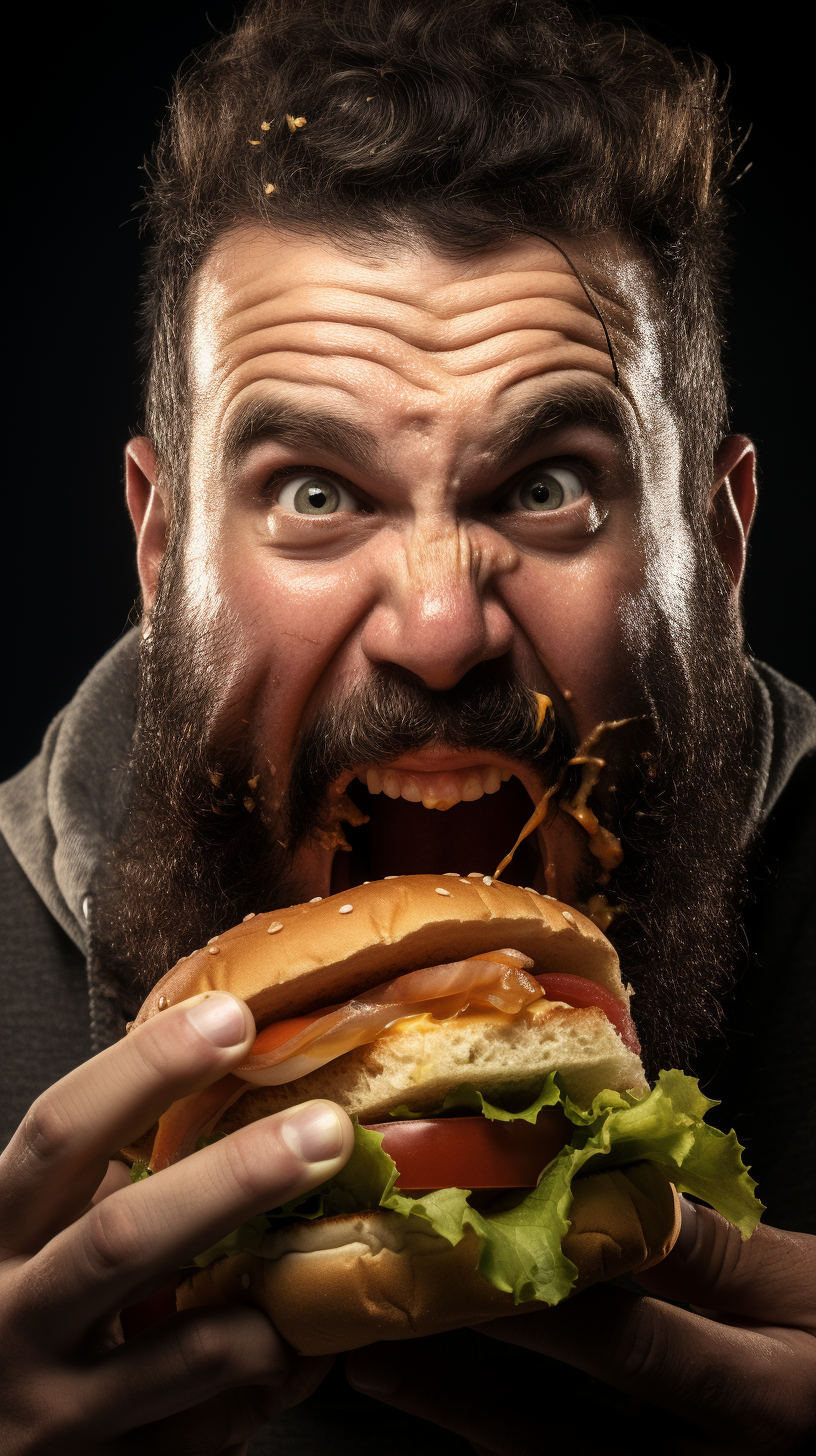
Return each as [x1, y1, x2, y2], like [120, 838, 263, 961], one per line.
[284, 661, 576, 842]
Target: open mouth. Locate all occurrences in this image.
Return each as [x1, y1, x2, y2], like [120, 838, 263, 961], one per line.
[328, 752, 550, 894]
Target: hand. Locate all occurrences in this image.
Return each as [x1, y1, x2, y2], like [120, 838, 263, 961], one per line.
[347, 1199, 816, 1454]
[0, 991, 354, 1454]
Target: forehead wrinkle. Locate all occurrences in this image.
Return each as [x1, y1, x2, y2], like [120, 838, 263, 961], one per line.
[217, 276, 604, 358]
[215, 333, 615, 426]
[213, 314, 612, 404]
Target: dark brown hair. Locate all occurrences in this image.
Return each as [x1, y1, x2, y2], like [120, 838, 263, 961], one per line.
[140, 0, 734, 515]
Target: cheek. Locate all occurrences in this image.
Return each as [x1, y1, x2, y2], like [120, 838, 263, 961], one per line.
[199, 533, 377, 744]
[501, 543, 644, 723]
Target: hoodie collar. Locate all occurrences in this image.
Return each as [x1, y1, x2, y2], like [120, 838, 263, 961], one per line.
[0, 630, 139, 955]
[1, 636, 814, 964]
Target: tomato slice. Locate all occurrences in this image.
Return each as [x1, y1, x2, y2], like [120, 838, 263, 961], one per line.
[535, 973, 640, 1055]
[365, 1109, 571, 1189]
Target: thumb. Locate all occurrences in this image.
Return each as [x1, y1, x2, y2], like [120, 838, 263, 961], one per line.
[635, 1197, 816, 1329]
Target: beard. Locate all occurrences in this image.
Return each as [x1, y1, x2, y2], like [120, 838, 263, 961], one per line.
[92, 529, 760, 1078]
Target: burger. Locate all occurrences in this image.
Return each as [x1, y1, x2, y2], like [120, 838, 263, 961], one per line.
[127, 874, 762, 1356]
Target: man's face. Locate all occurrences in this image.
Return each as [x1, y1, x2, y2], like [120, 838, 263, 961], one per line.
[163, 226, 686, 897]
[113, 223, 755, 1069]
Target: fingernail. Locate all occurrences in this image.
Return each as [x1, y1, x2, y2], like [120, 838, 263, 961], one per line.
[675, 1195, 700, 1258]
[184, 992, 249, 1047]
[346, 1351, 399, 1398]
[281, 1102, 345, 1163]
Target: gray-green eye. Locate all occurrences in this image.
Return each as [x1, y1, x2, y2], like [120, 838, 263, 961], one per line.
[276, 475, 361, 514]
[503, 466, 584, 513]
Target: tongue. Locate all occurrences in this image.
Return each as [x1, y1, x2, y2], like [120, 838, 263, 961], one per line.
[337, 777, 541, 886]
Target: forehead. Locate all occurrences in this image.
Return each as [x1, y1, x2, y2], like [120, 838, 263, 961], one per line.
[188, 224, 663, 458]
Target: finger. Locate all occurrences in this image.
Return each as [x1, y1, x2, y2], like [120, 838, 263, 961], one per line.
[87, 1304, 293, 1438]
[347, 1332, 630, 1456]
[25, 1100, 354, 1338]
[119, 1354, 333, 1456]
[0, 992, 256, 1253]
[472, 1286, 813, 1450]
[93, 1161, 133, 1205]
[635, 1199, 816, 1329]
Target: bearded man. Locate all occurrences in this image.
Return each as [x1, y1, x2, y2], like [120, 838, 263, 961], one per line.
[1, 2, 814, 1453]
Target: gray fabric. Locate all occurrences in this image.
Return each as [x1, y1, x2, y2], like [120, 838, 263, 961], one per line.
[0, 629, 139, 954]
[0, 834, 92, 1146]
[0, 629, 139, 1068]
[750, 659, 816, 818]
[1, 642, 814, 1451]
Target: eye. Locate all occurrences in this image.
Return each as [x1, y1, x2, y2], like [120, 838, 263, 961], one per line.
[275, 474, 362, 515]
[501, 465, 585, 513]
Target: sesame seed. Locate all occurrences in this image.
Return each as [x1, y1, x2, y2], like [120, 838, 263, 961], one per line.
[157, 996, 169, 1011]
[248, 138, 261, 145]
[260, 121, 270, 132]
[264, 183, 277, 195]
[435, 887, 451, 896]
[384, 875, 398, 879]
[460, 879, 473, 884]
[443, 871, 459, 876]
[562, 910, 576, 926]
[242, 912, 256, 922]
[267, 922, 283, 934]
[208, 946, 220, 955]
[309, 896, 323, 903]
[207, 936, 219, 944]
[482, 876, 493, 886]
[125, 1021, 134, 1033]
[468, 872, 483, 878]
[339, 904, 354, 914]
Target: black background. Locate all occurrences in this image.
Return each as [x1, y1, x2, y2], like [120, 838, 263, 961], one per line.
[2, 3, 811, 780]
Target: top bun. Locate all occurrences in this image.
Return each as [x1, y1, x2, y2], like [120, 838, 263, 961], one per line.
[133, 876, 625, 1031]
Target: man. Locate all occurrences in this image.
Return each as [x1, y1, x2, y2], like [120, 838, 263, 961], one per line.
[1, 1, 814, 1452]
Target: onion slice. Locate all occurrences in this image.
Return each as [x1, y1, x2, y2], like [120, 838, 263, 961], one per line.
[149, 1074, 249, 1172]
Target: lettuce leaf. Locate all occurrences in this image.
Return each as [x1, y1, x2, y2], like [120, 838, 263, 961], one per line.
[193, 1070, 764, 1303]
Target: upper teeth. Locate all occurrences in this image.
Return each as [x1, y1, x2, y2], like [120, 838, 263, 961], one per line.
[362, 764, 512, 810]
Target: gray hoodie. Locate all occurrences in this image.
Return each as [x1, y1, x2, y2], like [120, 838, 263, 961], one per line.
[1, 635, 814, 1452]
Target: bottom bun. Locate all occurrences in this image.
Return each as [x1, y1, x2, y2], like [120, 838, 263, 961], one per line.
[177, 1162, 680, 1355]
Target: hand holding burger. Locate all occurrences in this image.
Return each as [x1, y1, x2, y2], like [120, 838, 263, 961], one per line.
[124, 874, 762, 1356]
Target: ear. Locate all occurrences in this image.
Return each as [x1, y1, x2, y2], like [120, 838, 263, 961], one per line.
[710, 434, 757, 590]
[125, 437, 167, 613]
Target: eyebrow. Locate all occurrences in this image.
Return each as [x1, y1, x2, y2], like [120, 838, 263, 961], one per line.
[486, 380, 637, 470]
[220, 397, 378, 474]
[220, 377, 637, 482]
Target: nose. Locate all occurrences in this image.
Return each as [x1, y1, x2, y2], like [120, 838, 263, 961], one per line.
[359, 518, 517, 691]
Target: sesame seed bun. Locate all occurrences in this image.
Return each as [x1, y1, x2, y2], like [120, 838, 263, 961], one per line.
[132, 874, 626, 1033]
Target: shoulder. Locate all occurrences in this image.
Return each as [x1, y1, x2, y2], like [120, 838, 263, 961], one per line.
[0, 830, 91, 1150]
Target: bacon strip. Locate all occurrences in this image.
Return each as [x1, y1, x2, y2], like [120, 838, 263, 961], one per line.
[234, 954, 542, 1087]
